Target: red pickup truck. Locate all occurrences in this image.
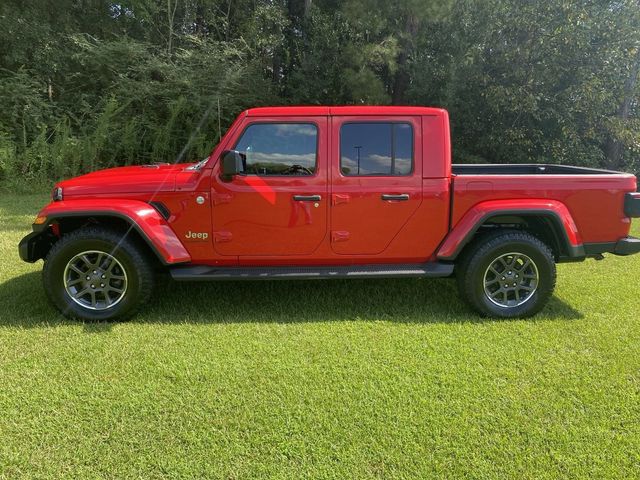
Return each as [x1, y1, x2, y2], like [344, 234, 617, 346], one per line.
[19, 106, 640, 321]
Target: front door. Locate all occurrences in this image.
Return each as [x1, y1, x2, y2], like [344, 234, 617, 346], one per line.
[330, 116, 423, 255]
[211, 117, 328, 256]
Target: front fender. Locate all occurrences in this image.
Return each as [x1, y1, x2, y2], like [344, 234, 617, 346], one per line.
[21, 199, 191, 264]
[436, 199, 583, 260]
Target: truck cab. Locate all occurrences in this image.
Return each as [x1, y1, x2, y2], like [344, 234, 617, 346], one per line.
[19, 106, 640, 321]
[207, 106, 451, 264]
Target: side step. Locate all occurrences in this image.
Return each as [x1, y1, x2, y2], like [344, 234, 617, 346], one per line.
[169, 262, 454, 281]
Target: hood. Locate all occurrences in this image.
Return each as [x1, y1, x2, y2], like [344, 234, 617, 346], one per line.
[58, 164, 191, 196]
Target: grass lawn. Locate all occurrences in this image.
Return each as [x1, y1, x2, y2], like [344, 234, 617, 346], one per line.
[1, 193, 639, 479]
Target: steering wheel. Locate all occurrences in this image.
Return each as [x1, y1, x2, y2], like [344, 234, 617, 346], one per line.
[282, 164, 313, 175]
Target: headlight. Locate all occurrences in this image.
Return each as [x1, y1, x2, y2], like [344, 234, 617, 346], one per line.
[52, 187, 63, 201]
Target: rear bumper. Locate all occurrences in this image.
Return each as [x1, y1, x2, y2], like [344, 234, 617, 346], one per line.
[613, 236, 640, 256]
[583, 236, 640, 257]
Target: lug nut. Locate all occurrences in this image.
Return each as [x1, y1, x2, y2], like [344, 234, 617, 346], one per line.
[90, 284, 95, 288]
[100, 283, 105, 288]
[508, 271, 512, 275]
[504, 284, 509, 288]
[101, 274, 106, 279]
[93, 270, 97, 274]
[86, 276, 91, 280]
[501, 276, 505, 280]
[515, 274, 519, 278]
[513, 283, 517, 287]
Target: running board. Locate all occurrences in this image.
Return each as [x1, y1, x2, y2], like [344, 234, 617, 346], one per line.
[169, 262, 454, 281]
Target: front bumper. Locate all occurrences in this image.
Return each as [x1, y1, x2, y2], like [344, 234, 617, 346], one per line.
[18, 226, 54, 263]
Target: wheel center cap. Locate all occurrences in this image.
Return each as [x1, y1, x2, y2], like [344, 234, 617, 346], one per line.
[85, 271, 105, 289]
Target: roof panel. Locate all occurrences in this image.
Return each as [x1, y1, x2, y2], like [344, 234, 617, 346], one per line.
[244, 106, 446, 117]
[245, 106, 330, 116]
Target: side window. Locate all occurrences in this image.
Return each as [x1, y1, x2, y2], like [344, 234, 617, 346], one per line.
[234, 123, 318, 176]
[340, 123, 413, 176]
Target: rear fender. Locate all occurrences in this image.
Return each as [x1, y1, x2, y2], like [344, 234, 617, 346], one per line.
[437, 199, 583, 261]
[23, 199, 191, 264]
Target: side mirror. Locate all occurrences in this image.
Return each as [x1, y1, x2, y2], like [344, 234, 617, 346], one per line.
[220, 150, 245, 180]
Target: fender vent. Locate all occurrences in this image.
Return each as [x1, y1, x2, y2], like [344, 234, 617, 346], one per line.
[149, 201, 171, 220]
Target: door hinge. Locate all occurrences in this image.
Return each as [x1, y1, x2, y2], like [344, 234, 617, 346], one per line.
[212, 193, 233, 205]
[332, 194, 350, 206]
[213, 231, 233, 243]
[331, 231, 350, 242]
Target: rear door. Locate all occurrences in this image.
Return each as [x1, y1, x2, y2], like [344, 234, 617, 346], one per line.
[330, 116, 423, 255]
[211, 117, 328, 256]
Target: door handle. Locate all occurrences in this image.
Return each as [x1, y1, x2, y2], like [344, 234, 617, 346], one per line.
[293, 195, 322, 202]
[381, 194, 410, 201]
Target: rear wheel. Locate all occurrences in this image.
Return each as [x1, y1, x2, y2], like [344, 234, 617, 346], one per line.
[456, 230, 556, 318]
[43, 226, 155, 321]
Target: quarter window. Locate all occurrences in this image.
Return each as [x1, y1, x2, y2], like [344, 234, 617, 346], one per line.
[340, 123, 413, 176]
[234, 123, 318, 176]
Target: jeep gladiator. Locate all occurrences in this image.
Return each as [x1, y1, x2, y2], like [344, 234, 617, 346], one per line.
[19, 106, 640, 320]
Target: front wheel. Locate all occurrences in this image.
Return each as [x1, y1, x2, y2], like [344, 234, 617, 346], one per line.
[456, 230, 556, 318]
[43, 226, 155, 321]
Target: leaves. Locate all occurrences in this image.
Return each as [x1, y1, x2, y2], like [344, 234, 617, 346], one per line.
[0, 0, 639, 186]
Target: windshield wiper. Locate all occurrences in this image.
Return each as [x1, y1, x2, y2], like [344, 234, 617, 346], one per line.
[185, 158, 208, 171]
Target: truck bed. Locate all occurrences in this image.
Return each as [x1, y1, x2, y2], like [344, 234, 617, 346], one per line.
[452, 164, 623, 176]
[450, 164, 637, 244]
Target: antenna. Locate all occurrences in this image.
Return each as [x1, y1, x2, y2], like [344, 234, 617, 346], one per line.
[217, 98, 222, 142]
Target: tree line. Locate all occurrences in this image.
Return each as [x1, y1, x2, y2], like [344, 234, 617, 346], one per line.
[0, 0, 639, 187]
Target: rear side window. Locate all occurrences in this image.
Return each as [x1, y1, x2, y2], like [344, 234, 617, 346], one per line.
[234, 123, 318, 176]
[340, 123, 413, 176]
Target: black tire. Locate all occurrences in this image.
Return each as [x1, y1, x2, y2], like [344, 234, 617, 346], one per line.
[43, 226, 155, 321]
[456, 229, 556, 318]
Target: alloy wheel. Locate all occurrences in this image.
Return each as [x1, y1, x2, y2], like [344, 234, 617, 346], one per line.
[63, 250, 128, 310]
[483, 252, 539, 308]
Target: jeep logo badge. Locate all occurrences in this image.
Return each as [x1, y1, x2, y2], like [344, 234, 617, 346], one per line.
[185, 231, 209, 241]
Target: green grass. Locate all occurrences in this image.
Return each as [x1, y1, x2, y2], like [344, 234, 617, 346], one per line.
[1, 193, 639, 479]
